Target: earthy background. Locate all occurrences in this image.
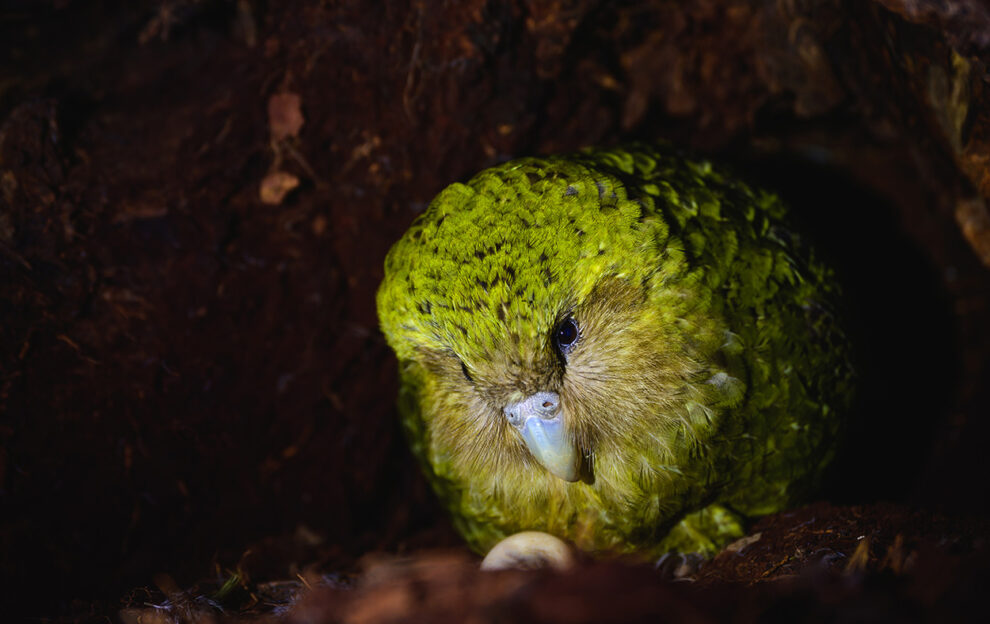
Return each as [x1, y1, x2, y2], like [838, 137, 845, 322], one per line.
[2, 0, 990, 621]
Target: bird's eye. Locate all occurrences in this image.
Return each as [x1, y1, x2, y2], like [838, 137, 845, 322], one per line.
[460, 360, 474, 383]
[554, 317, 579, 354]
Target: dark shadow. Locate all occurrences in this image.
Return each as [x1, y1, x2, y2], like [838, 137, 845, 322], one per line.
[727, 152, 959, 505]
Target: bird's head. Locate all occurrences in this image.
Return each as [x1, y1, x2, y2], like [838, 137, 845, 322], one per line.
[378, 155, 720, 487]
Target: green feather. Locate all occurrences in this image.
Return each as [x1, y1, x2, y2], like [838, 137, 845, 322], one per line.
[377, 144, 854, 557]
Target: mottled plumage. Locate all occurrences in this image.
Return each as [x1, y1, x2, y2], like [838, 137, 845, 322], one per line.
[377, 144, 853, 558]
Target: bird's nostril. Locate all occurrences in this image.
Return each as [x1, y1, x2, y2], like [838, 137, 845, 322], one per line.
[505, 392, 559, 425]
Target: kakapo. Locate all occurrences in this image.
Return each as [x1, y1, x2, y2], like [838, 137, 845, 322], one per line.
[376, 144, 854, 559]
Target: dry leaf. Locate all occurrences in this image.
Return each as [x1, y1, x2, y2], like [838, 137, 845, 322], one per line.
[268, 92, 304, 142]
[260, 170, 300, 205]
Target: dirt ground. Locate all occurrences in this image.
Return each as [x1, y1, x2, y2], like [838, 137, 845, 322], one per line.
[2, 1, 990, 622]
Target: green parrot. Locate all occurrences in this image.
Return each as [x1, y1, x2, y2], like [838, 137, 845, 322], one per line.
[376, 144, 854, 560]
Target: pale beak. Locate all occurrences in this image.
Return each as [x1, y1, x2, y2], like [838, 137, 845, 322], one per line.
[504, 391, 580, 482]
